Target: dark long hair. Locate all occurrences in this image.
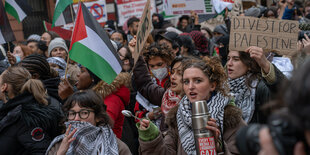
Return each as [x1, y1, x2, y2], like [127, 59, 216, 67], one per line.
[238, 51, 261, 88]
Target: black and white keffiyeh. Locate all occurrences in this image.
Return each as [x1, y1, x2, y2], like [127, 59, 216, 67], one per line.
[176, 93, 229, 155]
[46, 121, 118, 155]
[228, 75, 258, 123]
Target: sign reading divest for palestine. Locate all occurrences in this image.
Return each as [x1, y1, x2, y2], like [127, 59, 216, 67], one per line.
[229, 16, 299, 55]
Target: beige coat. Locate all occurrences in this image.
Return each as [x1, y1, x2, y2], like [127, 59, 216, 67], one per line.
[139, 105, 246, 155]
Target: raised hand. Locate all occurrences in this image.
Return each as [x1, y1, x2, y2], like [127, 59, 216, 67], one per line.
[56, 124, 77, 155]
[58, 78, 74, 100]
[245, 46, 270, 74]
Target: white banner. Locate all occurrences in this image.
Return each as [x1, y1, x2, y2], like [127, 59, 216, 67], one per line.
[116, 0, 156, 26]
[73, 0, 108, 24]
[165, 0, 214, 15]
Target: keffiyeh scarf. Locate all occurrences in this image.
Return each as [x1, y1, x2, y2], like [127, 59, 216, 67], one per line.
[46, 121, 118, 155]
[176, 93, 229, 155]
[228, 75, 258, 123]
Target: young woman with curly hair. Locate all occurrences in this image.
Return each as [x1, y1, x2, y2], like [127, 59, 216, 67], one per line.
[136, 56, 246, 155]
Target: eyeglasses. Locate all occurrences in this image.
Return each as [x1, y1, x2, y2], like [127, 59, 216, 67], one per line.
[67, 109, 94, 120]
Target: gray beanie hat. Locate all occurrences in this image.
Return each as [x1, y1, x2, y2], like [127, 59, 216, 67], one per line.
[47, 57, 67, 69]
[48, 37, 68, 56]
[27, 34, 41, 42]
[244, 6, 261, 17]
[213, 24, 228, 36]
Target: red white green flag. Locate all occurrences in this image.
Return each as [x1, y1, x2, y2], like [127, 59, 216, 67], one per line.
[69, 2, 122, 84]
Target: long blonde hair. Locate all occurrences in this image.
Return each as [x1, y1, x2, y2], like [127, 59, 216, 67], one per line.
[1, 66, 48, 105]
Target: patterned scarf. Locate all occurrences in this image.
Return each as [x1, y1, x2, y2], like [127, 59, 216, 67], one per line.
[46, 121, 118, 155]
[228, 76, 257, 123]
[176, 93, 229, 155]
[161, 88, 182, 115]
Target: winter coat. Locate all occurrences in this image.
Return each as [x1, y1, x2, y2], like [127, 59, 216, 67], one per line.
[138, 104, 246, 155]
[250, 64, 286, 123]
[93, 72, 131, 138]
[0, 93, 62, 155]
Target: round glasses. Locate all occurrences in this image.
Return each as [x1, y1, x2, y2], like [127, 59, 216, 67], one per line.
[67, 109, 94, 120]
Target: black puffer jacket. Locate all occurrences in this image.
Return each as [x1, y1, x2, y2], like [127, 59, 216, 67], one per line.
[0, 93, 62, 155]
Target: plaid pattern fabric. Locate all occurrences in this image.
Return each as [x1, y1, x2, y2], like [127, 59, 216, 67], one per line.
[46, 121, 118, 155]
[189, 31, 209, 55]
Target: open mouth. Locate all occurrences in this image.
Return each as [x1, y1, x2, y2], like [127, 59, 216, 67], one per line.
[227, 68, 233, 74]
[171, 81, 177, 87]
[189, 92, 197, 98]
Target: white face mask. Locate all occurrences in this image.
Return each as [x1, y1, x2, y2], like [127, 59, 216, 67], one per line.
[151, 67, 168, 81]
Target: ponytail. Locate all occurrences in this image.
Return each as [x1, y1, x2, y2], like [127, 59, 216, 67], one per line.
[2, 66, 48, 105]
[21, 79, 48, 105]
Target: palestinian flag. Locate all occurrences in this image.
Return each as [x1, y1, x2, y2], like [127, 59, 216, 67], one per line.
[70, 2, 122, 84]
[0, 1, 15, 44]
[5, 0, 32, 22]
[52, 0, 74, 27]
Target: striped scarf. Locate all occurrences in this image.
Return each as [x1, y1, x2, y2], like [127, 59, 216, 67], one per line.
[176, 93, 229, 154]
[46, 121, 118, 155]
[228, 76, 257, 123]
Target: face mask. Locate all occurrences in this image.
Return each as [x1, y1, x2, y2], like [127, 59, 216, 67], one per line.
[153, 21, 161, 29]
[14, 55, 21, 63]
[151, 67, 168, 81]
[114, 41, 123, 48]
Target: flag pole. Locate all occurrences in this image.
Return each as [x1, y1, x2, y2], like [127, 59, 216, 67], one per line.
[69, 4, 74, 24]
[64, 1, 80, 80]
[7, 42, 10, 53]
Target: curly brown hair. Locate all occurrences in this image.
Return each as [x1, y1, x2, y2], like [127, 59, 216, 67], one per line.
[182, 56, 229, 96]
[143, 43, 174, 66]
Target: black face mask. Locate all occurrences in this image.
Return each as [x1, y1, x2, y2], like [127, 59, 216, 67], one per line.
[153, 21, 161, 29]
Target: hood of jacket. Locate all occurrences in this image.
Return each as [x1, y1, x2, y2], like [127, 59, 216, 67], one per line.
[0, 93, 62, 132]
[93, 72, 131, 105]
[42, 77, 61, 101]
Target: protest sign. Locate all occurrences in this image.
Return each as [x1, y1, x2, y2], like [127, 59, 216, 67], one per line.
[132, 0, 153, 65]
[229, 16, 299, 55]
[116, 0, 156, 26]
[165, 0, 214, 15]
[73, 0, 107, 25]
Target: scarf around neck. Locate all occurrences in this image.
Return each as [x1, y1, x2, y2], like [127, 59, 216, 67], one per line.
[176, 93, 229, 154]
[228, 75, 257, 123]
[46, 121, 118, 155]
[161, 88, 182, 115]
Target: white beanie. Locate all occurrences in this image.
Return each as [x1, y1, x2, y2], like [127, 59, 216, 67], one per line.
[48, 37, 68, 56]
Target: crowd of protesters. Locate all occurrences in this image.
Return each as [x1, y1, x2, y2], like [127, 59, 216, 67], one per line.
[0, 0, 310, 154]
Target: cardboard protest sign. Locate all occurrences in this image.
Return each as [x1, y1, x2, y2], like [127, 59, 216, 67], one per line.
[229, 16, 299, 55]
[132, 0, 153, 65]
